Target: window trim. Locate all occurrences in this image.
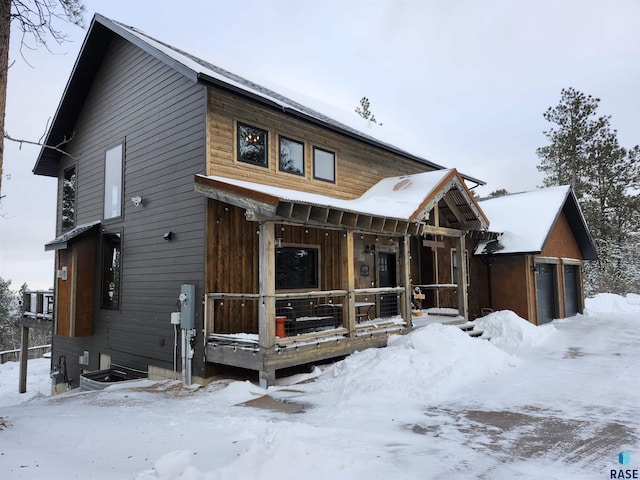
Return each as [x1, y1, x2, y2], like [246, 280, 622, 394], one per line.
[278, 135, 305, 176]
[237, 121, 269, 168]
[100, 230, 122, 310]
[275, 243, 321, 291]
[103, 141, 125, 222]
[312, 146, 336, 183]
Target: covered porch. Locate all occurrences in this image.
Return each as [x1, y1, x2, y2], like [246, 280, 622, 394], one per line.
[195, 169, 488, 387]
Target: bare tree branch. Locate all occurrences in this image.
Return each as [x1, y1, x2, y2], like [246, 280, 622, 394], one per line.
[4, 130, 76, 158]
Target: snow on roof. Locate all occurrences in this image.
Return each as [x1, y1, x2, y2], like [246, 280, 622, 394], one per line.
[200, 169, 456, 221]
[44, 220, 101, 251]
[107, 16, 486, 185]
[474, 186, 571, 255]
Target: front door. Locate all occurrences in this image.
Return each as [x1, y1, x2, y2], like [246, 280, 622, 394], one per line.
[378, 252, 397, 317]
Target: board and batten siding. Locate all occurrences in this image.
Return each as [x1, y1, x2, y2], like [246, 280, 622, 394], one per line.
[206, 89, 436, 199]
[52, 35, 208, 386]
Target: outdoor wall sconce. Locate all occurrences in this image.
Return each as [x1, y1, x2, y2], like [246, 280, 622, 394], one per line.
[163, 231, 173, 241]
[131, 196, 143, 206]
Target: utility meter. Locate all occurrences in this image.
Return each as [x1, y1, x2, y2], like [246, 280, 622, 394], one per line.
[179, 284, 196, 329]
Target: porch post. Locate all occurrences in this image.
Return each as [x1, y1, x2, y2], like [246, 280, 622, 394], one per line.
[400, 233, 412, 327]
[341, 230, 356, 337]
[258, 220, 276, 388]
[457, 233, 468, 320]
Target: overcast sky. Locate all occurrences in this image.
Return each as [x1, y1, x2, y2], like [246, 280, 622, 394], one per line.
[1, 0, 639, 289]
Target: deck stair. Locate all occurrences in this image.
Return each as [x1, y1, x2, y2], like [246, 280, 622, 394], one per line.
[442, 318, 486, 339]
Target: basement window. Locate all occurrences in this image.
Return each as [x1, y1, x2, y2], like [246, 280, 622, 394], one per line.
[276, 246, 319, 290]
[238, 122, 268, 167]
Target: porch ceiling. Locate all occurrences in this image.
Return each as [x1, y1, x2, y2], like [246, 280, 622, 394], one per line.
[194, 169, 489, 235]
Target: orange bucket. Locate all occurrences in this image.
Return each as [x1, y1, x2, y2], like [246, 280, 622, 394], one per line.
[275, 316, 287, 338]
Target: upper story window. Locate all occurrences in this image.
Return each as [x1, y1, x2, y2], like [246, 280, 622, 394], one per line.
[62, 166, 76, 231]
[313, 147, 335, 183]
[104, 143, 124, 220]
[276, 246, 319, 290]
[279, 136, 304, 176]
[238, 122, 268, 167]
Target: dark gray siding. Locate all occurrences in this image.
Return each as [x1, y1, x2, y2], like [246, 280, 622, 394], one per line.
[52, 35, 207, 386]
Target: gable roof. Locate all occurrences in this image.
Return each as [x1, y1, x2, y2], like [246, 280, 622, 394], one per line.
[195, 168, 489, 235]
[474, 186, 597, 260]
[32, 14, 484, 187]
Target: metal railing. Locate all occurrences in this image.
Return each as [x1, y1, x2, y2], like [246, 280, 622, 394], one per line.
[205, 286, 408, 341]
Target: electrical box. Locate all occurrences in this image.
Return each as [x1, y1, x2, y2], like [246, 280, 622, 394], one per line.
[179, 284, 196, 329]
[170, 312, 181, 325]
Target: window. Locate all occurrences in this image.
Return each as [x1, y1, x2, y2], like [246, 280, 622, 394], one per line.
[101, 232, 121, 309]
[276, 246, 319, 290]
[313, 147, 335, 183]
[62, 167, 76, 231]
[279, 136, 304, 176]
[237, 122, 268, 167]
[104, 143, 123, 220]
[451, 248, 470, 285]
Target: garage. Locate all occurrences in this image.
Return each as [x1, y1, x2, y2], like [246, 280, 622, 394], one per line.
[563, 264, 580, 317]
[536, 263, 557, 325]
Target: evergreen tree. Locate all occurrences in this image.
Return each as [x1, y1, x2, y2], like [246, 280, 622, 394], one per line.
[537, 88, 640, 294]
[355, 97, 382, 125]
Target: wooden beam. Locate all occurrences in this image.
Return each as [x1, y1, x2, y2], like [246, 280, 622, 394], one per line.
[19, 325, 29, 393]
[342, 230, 356, 339]
[400, 234, 412, 328]
[421, 224, 464, 238]
[457, 234, 468, 320]
[258, 221, 276, 387]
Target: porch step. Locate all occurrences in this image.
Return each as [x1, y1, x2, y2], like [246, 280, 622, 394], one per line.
[448, 320, 488, 339]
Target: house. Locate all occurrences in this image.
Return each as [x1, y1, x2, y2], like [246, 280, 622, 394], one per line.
[32, 14, 587, 389]
[473, 187, 597, 324]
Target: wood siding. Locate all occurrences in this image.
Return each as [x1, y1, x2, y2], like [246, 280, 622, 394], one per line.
[51, 36, 208, 387]
[540, 212, 583, 259]
[206, 202, 345, 334]
[206, 89, 434, 199]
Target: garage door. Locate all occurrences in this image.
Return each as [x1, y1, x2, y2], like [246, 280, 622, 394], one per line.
[563, 264, 580, 317]
[536, 263, 557, 325]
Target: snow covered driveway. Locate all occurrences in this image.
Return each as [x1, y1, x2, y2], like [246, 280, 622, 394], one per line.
[1, 294, 639, 479]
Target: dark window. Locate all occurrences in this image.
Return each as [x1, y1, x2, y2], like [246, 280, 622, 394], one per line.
[451, 249, 470, 285]
[313, 147, 335, 183]
[101, 232, 121, 309]
[279, 136, 304, 176]
[276, 246, 319, 289]
[238, 123, 268, 167]
[62, 167, 76, 231]
[104, 143, 123, 220]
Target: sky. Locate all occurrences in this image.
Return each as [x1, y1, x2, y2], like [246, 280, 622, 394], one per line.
[1, 293, 640, 478]
[1, 0, 639, 289]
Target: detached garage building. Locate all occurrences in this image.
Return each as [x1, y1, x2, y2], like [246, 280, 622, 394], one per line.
[474, 186, 598, 325]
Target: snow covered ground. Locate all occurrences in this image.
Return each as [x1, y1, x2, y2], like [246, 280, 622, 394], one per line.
[1, 293, 639, 479]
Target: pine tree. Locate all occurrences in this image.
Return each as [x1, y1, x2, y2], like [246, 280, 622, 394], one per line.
[355, 97, 382, 125]
[537, 88, 640, 294]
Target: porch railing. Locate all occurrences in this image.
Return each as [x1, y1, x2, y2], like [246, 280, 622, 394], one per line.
[204, 286, 407, 343]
